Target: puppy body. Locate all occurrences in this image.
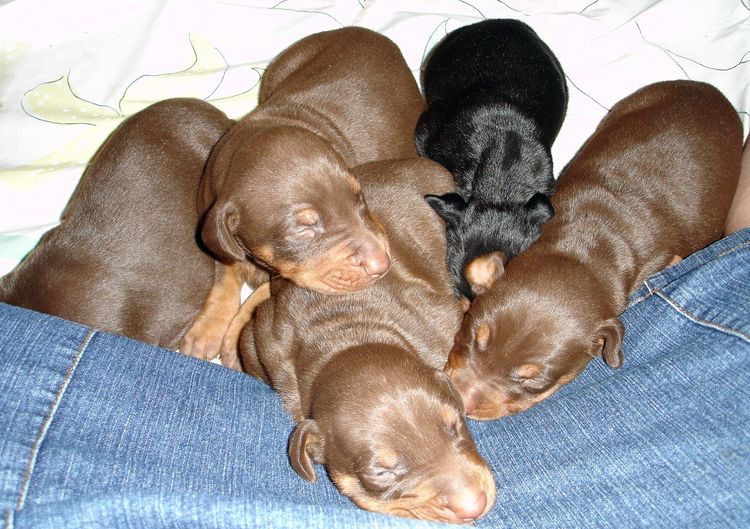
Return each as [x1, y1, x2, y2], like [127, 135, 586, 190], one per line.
[199, 26, 424, 283]
[415, 19, 567, 298]
[446, 80, 743, 419]
[183, 27, 425, 360]
[241, 159, 496, 524]
[0, 98, 232, 348]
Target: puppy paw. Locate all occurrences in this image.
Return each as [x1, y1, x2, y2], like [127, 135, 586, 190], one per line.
[218, 317, 245, 371]
[219, 282, 271, 371]
[220, 352, 243, 371]
[179, 316, 229, 361]
[667, 254, 683, 267]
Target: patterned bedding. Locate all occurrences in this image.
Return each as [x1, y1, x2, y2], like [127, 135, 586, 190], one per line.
[1, 0, 748, 275]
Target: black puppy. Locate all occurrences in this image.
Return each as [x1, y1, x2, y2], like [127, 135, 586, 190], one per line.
[415, 19, 568, 299]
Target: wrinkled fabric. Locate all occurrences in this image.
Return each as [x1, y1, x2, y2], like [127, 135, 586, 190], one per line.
[1, 0, 749, 273]
[1, 228, 748, 528]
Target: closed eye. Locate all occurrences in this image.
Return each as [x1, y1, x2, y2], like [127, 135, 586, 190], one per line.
[519, 378, 553, 394]
[508, 371, 554, 394]
[290, 226, 319, 239]
[362, 461, 408, 493]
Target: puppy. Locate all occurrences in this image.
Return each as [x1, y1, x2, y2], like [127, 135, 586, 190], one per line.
[445, 80, 743, 419]
[181, 26, 425, 360]
[415, 19, 567, 299]
[0, 98, 232, 348]
[240, 158, 496, 524]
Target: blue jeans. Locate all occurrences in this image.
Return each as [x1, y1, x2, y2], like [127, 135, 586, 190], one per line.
[1, 228, 748, 529]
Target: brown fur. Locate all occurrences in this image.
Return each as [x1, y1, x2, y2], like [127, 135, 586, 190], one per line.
[446, 80, 743, 419]
[0, 98, 232, 348]
[181, 26, 425, 360]
[240, 158, 496, 524]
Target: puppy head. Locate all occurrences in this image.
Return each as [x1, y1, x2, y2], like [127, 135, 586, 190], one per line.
[201, 127, 390, 294]
[290, 347, 496, 524]
[445, 268, 624, 420]
[426, 192, 554, 299]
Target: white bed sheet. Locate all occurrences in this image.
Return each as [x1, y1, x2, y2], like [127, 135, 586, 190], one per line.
[1, 0, 748, 275]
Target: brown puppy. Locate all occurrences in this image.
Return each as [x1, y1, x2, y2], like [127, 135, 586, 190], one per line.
[182, 26, 425, 360]
[0, 98, 232, 348]
[445, 80, 743, 420]
[240, 158, 496, 524]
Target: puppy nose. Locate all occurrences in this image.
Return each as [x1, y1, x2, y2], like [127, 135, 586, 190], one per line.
[362, 250, 390, 277]
[447, 372, 476, 415]
[461, 391, 475, 416]
[447, 488, 487, 521]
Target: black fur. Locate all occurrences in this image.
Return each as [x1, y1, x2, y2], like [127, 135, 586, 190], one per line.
[415, 19, 568, 299]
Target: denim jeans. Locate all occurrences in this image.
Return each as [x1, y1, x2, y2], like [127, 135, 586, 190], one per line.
[1, 228, 748, 529]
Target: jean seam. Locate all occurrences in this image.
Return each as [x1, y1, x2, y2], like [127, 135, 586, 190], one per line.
[625, 240, 750, 313]
[4, 509, 13, 529]
[654, 291, 750, 344]
[714, 239, 750, 260]
[13, 328, 97, 512]
[624, 283, 655, 309]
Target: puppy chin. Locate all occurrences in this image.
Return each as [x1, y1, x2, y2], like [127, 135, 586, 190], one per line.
[315, 267, 384, 294]
[282, 260, 382, 294]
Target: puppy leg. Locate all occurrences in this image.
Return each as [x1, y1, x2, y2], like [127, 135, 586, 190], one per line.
[220, 282, 271, 370]
[180, 262, 247, 360]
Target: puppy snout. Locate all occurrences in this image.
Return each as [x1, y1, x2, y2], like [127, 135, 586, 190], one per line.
[445, 364, 477, 415]
[351, 240, 390, 277]
[362, 250, 390, 277]
[444, 488, 487, 522]
[460, 390, 476, 416]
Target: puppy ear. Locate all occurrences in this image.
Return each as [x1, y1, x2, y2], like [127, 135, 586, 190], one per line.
[201, 201, 245, 262]
[288, 419, 324, 482]
[593, 317, 625, 368]
[464, 251, 507, 295]
[425, 193, 466, 226]
[525, 192, 554, 225]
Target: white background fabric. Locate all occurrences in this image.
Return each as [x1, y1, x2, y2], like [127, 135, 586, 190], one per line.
[1, 0, 748, 274]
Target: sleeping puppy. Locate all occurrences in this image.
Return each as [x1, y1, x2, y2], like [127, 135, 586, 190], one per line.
[240, 158, 496, 524]
[415, 18, 567, 299]
[445, 80, 743, 420]
[181, 26, 425, 361]
[0, 98, 232, 349]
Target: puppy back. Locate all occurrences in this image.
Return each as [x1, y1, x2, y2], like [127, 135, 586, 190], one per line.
[254, 27, 424, 165]
[542, 80, 742, 293]
[247, 158, 462, 414]
[1, 98, 232, 347]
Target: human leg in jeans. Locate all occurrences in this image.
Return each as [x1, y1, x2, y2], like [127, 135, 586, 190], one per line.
[1, 148, 749, 529]
[1, 234, 747, 528]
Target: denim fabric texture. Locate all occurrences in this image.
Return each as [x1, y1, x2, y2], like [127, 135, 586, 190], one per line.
[1, 228, 748, 529]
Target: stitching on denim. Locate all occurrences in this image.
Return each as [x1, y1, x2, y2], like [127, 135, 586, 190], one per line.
[4, 509, 13, 529]
[655, 291, 750, 343]
[625, 240, 750, 312]
[625, 279, 659, 310]
[715, 239, 750, 260]
[14, 329, 97, 511]
[625, 285, 654, 309]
